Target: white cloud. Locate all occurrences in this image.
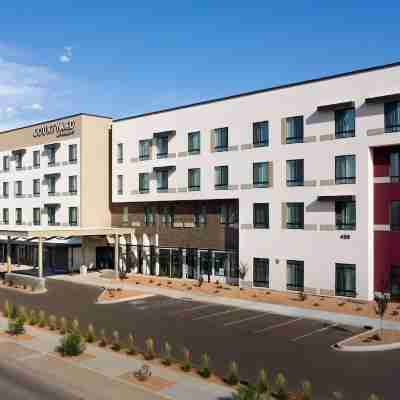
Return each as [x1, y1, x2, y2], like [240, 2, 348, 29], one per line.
[25, 103, 43, 111]
[59, 46, 72, 63]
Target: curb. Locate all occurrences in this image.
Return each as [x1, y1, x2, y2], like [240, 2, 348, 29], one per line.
[95, 293, 154, 305]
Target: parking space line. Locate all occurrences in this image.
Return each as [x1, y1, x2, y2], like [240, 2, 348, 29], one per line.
[253, 317, 304, 334]
[223, 312, 271, 327]
[170, 303, 215, 315]
[192, 308, 241, 321]
[291, 323, 339, 342]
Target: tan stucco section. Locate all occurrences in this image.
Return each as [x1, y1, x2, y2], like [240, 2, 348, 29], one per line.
[80, 115, 112, 227]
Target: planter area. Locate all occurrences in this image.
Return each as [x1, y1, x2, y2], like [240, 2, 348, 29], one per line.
[1, 273, 46, 293]
[97, 287, 153, 304]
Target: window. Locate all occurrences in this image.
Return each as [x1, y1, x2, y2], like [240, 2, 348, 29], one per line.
[286, 203, 304, 229]
[117, 175, 123, 195]
[69, 176, 78, 194]
[385, 101, 400, 133]
[390, 201, 400, 230]
[15, 181, 22, 197]
[122, 206, 129, 224]
[188, 168, 200, 191]
[139, 140, 150, 160]
[335, 155, 356, 184]
[33, 208, 41, 226]
[390, 265, 400, 297]
[159, 206, 174, 225]
[193, 204, 207, 226]
[200, 251, 212, 276]
[156, 135, 169, 159]
[214, 253, 227, 276]
[212, 127, 228, 152]
[68, 144, 77, 163]
[188, 131, 200, 154]
[3, 208, 9, 224]
[47, 206, 56, 226]
[253, 121, 269, 147]
[390, 152, 400, 182]
[15, 208, 22, 225]
[286, 159, 304, 186]
[335, 108, 355, 138]
[253, 162, 268, 187]
[156, 169, 169, 191]
[253, 203, 269, 229]
[336, 263, 356, 297]
[253, 258, 269, 288]
[33, 150, 40, 168]
[48, 176, 56, 194]
[69, 207, 78, 226]
[287, 260, 304, 291]
[286, 116, 304, 144]
[117, 143, 123, 163]
[33, 179, 40, 196]
[3, 155, 9, 171]
[2, 182, 9, 198]
[219, 203, 237, 225]
[215, 165, 228, 189]
[144, 206, 154, 225]
[15, 152, 23, 169]
[336, 200, 356, 230]
[48, 147, 56, 166]
[139, 173, 149, 193]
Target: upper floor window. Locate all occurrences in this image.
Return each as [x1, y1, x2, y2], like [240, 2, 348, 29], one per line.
[15, 208, 22, 225]
[335, 108, 355, 138]
[286, 202, 304, 229]
[144, 206, 154, 225]
[3, 156, 9, 172]
[117, 175, 123, 195]
[188, 168, 201, 191]
[2, 182, 9, 198]
[385, 101, 400, 133]
[253, 121, 269, 147]
[139, 173, 150, 193]
[160, 206, 174, 225]
[156, 135, 169, 159]
[68, 176, 78, 194]
[3, 208, 9, 224]
[286, 159, 304, 186]
[336, 200, 356, 230]
[390, 201, 400, 231]
[69, 144, 78, 163]
[335, 155, 356, 184]
[286, 116, 304, 144]
[212, 127, 228, 152]
[139, 140, 151, 160]
[48, 176, 56, 194]
[253, 203, 269, 229]
[193, 204, 207, 226]
[390, 152, 400, 182]
[215, 165, 229, 189]
[15, 181, 22, 197]
[117, 143, 123, 163]
[287, 260, 304, 291]
[156, 169, 169, 191]
[48, 147, 56, 166]
[15, 152, 23, 169]
[33, 208, 41, 226]
[33, 150, 40, 168]
[188, 131, 200, 154]
[47, 206, 56, 226]
[253, 162, 268, 187]
[69, 207, 78, 226]
[219, 203, 237, 225]
[33, 179, 40, 196]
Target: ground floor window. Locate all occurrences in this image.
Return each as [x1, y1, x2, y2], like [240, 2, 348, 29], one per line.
[390, 265, 400, 297]
[186, 248, 198, 279]
[200, 251, 212, 276]
[253, 258, 269, 288]
[335, 263, 356, 297]
[287, 260, 304, 291]
[159, 249, 170, 277]
[214, 252, 227, 276]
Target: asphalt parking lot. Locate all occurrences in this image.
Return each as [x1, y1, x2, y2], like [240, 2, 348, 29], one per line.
[0, 279, 398, 400]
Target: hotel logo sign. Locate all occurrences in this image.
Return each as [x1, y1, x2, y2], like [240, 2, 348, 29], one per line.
[33, 119, 77, 138]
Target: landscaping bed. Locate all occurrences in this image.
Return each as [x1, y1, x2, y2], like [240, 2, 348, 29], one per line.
[97, 287, 151, 303]
[342, 329, 400, 347]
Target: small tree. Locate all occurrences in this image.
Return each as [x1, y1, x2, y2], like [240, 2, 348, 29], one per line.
[239, 261, 248, 290]
[162, 342, 173, 366]
[71, 318, 80, 335]
[111, 330, 121, 351]
[38, 310, 46, 328]
[48, 315, 57, 331]
[28, 310, 38, 326]
[226, 361, 240, 386]
[181, 347, 192, 372]
[18, 306, 27, 324]
[126, 333, 137, 355]
[374, 292, 390, 338]
[257, 369, 270, 394]
[59, 317, 68, 334]
[300, 381, 312, 400]
[86, 324, 96, 343]
[144, 337, 156, 360]
[198, 353, 211, 378]
[99, 329, 107, 347]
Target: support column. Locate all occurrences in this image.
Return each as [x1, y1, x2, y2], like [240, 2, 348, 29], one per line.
[114, 233, 119, 279]
[38, 237, 43, 278]
[6, 236, 11, 273]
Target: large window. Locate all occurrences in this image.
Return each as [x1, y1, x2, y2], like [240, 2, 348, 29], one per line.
[188, 131, 200, 154]
[156, 169, 169, 191]
[287, 260, 304, 291]
[15, 208, 22, 225]
[390, 152, 400, 182]
[3, 156, 9, 171]
[213, 127, 228, 152]
[48, 176, 56, 194]
[335, 108, 355, 138]
[139, 140, 150, 160]
[117, 175, 123, 195]
[219, 203, 237, 225]
[47, 206, 56, 226]
[2, 208, 9, 224]
[33, 208, 41, 226]
[139, 173, 150, 193]
[188, 168, 200, 191]
[144, 206, 154, 225]
[286, 159, 304, 186]
[68, 176, 78, 194]
[33, 179, 40, 196]
[2, 182, 8, 198]
[286, 116, 304, 144]
[69, 144, 78, 163]
[286, 203, 304, 229]
[193, 204, 207, 226]
[214, 253, 227, 277]
[253, 258, 269, 288]
[336, 263, 356, 297]
[336, 200, 356, 230]
[335, 155, 356, 184]
[69, 207, 78, 226]
[33, 150, 40, 168]
[390, 201, 400, 230]
[14, 181, 22, 197]
[156, 135, 169, 159]
[116, 143, 123, 163]
[15, 152, 23, 170]
[253, 203, 269, 229]
[159, 206, 174, 225]
[253, 162, 268, 187]
[215, 165, 229, 189]
[385, 101, 400, 133]
[253, 121, 269, 147]
[200, 251, 212, 276]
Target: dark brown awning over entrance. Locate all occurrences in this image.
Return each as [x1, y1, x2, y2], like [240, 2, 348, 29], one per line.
[317, 101, 355, 112]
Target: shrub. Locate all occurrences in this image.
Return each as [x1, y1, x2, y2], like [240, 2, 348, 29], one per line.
[144, 337, 156, 360]
[162, 342, 173, 366]
[111, 330, 121, 351]
[198, 353, 211, 378]
[99, 329, 107, 347]
[48, 315, 57, 331]
[28, 309, 38, 326]
[127, 333, 137, 355]
[232, 384, 258, 400]
[300, 381, 312, 400]
[181, 347, 192, 372]
[18, 306, 27, 324]
[86, 324, 96, 343]
[59, 317, 68, 334]
[38, 310, 47, 328]
[7, 316, 25, 336]
[257, 369, 270, 394]
[56, 333, 86, 357]
[71, 318, 80, 335]
[274, 373, 288, 400]
[3, 300, 11, 318]
[226, 361, 239, 386]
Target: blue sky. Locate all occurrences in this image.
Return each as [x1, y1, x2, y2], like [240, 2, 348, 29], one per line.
[0, 1, 399, 129]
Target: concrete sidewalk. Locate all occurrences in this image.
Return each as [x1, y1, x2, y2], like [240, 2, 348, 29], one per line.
[0, 316, 233, 400]
[54, 273, 400, 331]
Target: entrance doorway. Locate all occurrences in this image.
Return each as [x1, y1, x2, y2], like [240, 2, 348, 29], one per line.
[96, 246, 114, 270]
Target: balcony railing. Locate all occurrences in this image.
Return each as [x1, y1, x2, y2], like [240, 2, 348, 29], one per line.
[287, 179, 304, 187]
[286, 222, 304, 229]
[335, 129, 355, 139]
[335, 177, 356, 185]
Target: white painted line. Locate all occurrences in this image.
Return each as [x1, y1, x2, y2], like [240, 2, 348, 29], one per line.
[291, 323, 338, 342]
[223, 312, 271, 327]
[253, 317, 304, 334]
[193, 308, 241, 321]
[171, 303, 215, 315]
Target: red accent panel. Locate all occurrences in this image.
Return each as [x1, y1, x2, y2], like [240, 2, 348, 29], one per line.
[373, 147, 390, 177]
[374, 183, 400, 224]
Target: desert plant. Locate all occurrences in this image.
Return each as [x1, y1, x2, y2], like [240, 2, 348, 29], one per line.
[99, 329, 107, 347]
[374, 292, 391, 338]
[226, 361, 240, 386]
[126, 333, 137, 355]
[56, 333, 86, 356]
[162, 342, 173, 366]
[71, 318, 80, 335]
[28, 309, 38, 325]
[48, 315, 57, 331]
[38, 310, 46, 328]
[181, 347, 192, 372]
[7, 316, 25, 335]
[198, 353, 211, 378]
[232, 384, 258, 400]
[59, 317, 68, 334]
[300, 380, 312, 400]
[86, 324, 96, 343]
[18, 306, 27, 324]
[257, 369, 270, 394]
[274, 373, 288, 400]
[111, 330, 121, 351]
[3, 300, 11, 318]
[144, 337, 156, 360]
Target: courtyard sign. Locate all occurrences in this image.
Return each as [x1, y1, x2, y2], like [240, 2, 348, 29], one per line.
[33, 119, 76, 138]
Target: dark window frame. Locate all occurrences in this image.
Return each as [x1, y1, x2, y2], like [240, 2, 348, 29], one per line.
[335, 263, 356, 297]
[287, 260, 304, 291]
[286, 116, 304, 144]
[214, 165, 229, 189]
[385, 101, 400, 134]
[286, 202, 304, 229]
[253, 203, 269, 229]
[286, 159, 304, 186]
[68, 144, 78, 163]
[253, 258, 269, 288]
[33, 208, 41, 226]
[335, 155, 356, 184]
[335, 108, 356, 138]
[69, 207, 78, 226]
[253, 121, 269, 147]
[139, 173, 150, 193]
[139, 140, 151, 161]
[213, 127, 229, 152]
[336, 200, 356, 230]
[188, 131, 201, 154]
[188, 168, 201, 191]
[253, 162, 269, 187]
